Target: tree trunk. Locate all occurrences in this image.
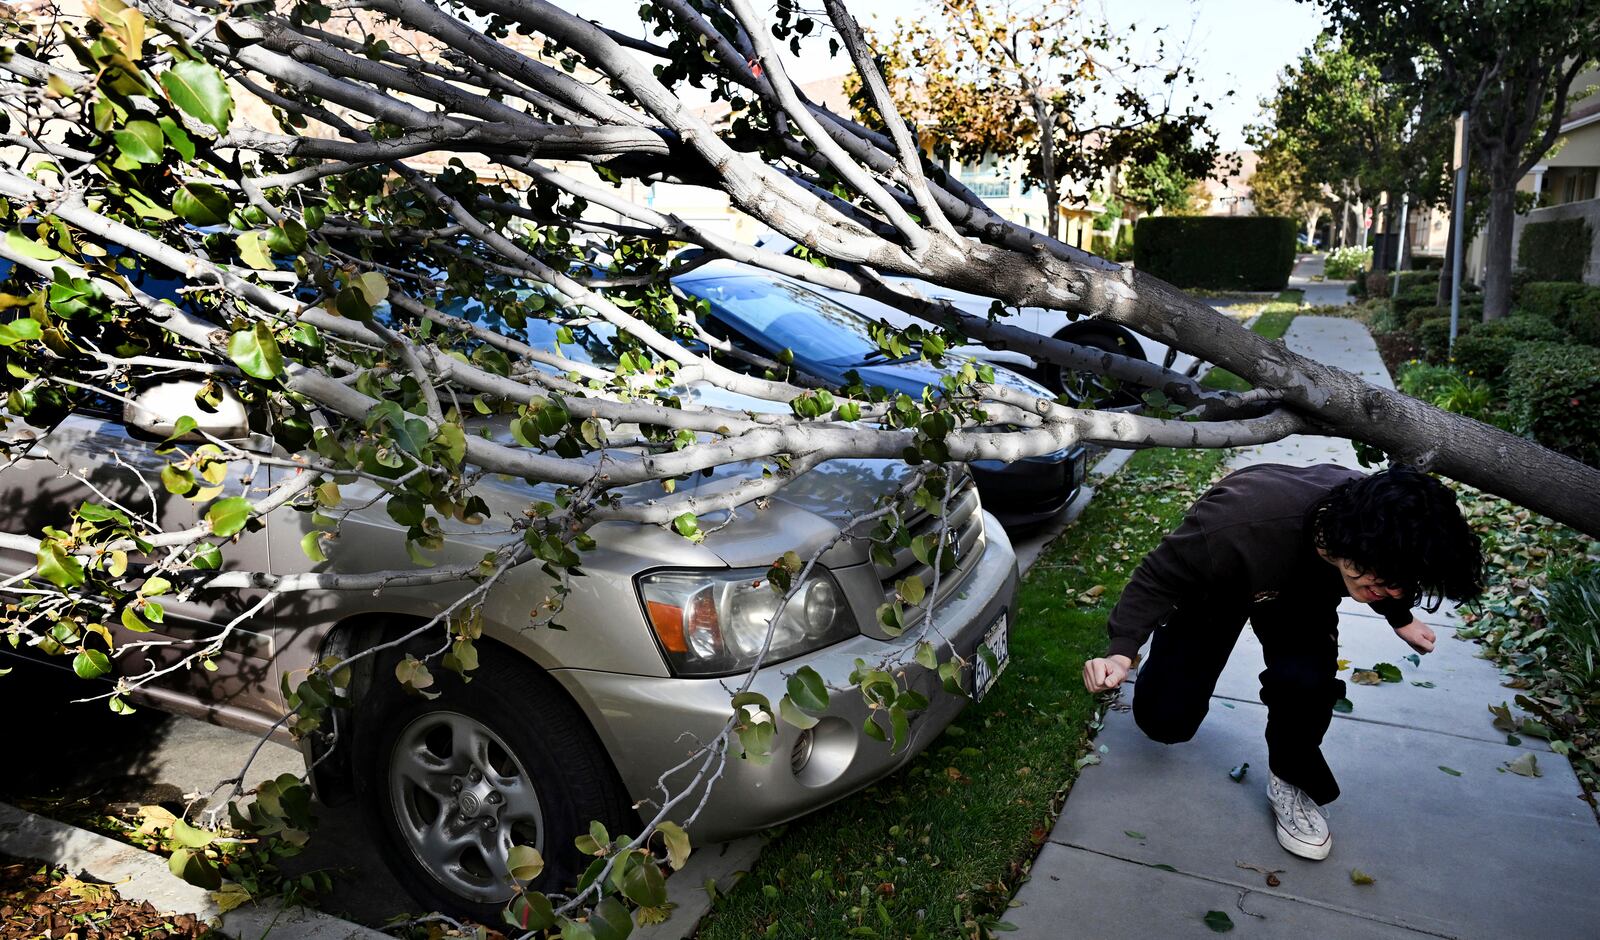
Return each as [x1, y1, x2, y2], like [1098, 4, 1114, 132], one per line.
[1480, 169, 1519, 321]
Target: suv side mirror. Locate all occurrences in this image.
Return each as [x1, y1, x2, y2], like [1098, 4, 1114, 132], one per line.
[125, 380, 250, 441]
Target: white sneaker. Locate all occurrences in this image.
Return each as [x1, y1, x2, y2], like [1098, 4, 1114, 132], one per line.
[1267, 772, 1332, 860]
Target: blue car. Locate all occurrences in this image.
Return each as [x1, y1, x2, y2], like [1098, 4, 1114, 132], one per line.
[674, 265, 1087, 529]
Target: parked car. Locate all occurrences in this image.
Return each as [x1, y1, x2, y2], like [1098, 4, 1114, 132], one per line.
[745, 233, 1197, 403]
[672, 263, 1089, 528]
[0, 257, 1019, 920]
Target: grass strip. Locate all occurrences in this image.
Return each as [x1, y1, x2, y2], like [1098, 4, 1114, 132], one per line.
[695, 446, 1231, 939]
[1201, 288, 1305, 392]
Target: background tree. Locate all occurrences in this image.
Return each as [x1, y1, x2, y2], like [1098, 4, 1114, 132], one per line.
[859, 0, 1219, 241]
[2, 0, 1600, 930]
[1318, 0, 1600, 319]
[1249, 139, 1328, 242]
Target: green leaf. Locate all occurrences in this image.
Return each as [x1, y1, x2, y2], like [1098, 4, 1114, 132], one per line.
[1228, 762, 1249, 783]
[1332, 697, 1354, 713]
[620, 856, 667, 907]
[672, 512, 702, 542]
[228, 322, 284, 380]
[656, 820, 691, 871]
[121, 606, 152, 633]
[112, 119, 164, 164]
[0, 319, 42, 347]
[504, 892, 556, 931]
[158, 116, 194, 161]
[168, 848, 221, 890]
[37, 540, 86, 589]
[171, 818, 215, 849]
[1202, 910, 1234, 933]
[235, 231, 273, 271]
[5, 229, 60, 261]
[862, 715, 887, 742]
[73, 649, 111, 679]
[786, 665, 828, 713]
[206, 496, 252, 536]
[1124, 830, 1146, 839]
[1438, 765, 1462, 777]
[506, 844, 544, 882]
[897, 574, 926, 605]
[299, 530, 326, 563]
[1411, 680, 1435, 689]
[914, 640, 938, 671]
[159, 60, 233, 133]
[779, 694, 820, 730]
[161, 464, 195, 495]
[1350, 868, 1376, 886]
[172, 182, 233, 226]
[1371, 662, 1403, 683]
[588, 896, 632, 940]
[138, 576, 171, 597]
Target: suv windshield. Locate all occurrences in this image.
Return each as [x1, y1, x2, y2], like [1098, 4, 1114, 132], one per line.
[676, 275, 894, 366]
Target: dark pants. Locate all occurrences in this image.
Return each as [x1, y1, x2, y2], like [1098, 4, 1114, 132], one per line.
[1131, 600, 1345, 805]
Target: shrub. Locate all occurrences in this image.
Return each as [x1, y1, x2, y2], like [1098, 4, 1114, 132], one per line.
[1518, 281, 1589, 321]
[1365, 300, 1405, 334]
[1391, 270, 1440, 295]
[1325, 245, 1373, 280]
[1362, 270, 1389, 298]
[1418, 315, 1476, 361]
[1404, 300, 1482, 333]
[1395, 284, 1442, 322]
[1133, 217, 1297, 290]
[1517, 217, 1593, 283]
[1451, 315, 1569, 381]
[1397, 360, 1464, 401]
[1542, 565, 1600, 693]
[1569, 288, 1600, 346]
[1505, 342, 1600, 466]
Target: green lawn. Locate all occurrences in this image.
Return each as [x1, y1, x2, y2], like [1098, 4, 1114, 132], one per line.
[1200, 288, 1305, 392]
[694, 447, 1231, 939]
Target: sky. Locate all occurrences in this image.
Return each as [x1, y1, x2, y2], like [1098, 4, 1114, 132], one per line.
[577, 0, 1332, 151]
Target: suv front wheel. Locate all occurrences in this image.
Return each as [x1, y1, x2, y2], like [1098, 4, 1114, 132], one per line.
[358, 648, 635, 921]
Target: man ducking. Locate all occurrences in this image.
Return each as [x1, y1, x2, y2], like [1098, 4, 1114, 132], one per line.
[1082, 464, 1483, 860]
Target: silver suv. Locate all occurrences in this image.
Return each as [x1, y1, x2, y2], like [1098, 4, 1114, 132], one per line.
[1, 378, 1018, 919]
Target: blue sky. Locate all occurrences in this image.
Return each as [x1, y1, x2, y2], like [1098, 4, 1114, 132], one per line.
[578, 0, 1330, 150]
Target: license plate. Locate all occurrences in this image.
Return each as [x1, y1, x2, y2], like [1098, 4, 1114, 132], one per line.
[972, 611, 1010, 701]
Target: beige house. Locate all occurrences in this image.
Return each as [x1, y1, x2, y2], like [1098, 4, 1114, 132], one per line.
[1506, 69, 1600, 284]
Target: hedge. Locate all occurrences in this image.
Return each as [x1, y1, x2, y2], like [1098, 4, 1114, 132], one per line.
[1133, 217, 1297, 290]
[1405, 301, 1482, 333]
[1518, 281, 1590, 321]
[1418, 315, 1475, 361]
[1506, 342, 1600, 466]
[1570, 290, 1600, 346]
[1391, 270, 1440, 294]
[1517, 217, 1593, 283]
[1395, 284, 1442, 323]
[1450, 315, 1568, 380]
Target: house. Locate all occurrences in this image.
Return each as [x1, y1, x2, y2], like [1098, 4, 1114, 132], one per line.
[1506, 68, 1600, 284]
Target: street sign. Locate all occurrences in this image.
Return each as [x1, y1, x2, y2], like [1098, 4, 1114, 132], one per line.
[1453, 113, 1469, 170]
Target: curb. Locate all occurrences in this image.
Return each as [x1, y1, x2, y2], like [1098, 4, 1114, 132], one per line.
[0, 801, 389, 940]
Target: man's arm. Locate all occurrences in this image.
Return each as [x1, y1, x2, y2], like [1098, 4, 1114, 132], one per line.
[1084, 511, 1215, 692]
[1370, 596, 1437, 654]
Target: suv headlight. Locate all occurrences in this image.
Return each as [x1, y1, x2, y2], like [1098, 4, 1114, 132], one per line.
[637, 568, 858, 676]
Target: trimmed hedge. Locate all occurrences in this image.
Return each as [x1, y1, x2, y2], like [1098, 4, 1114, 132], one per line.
[1450, 315, 1568, 381]
[1405, 301, 1482, 333]
[1571, 290, 1600, 345]
[1391, 270, 1440, 294]
[1419, 315, 1475, 361]
[1519, 281, 1590, 321]
[1517, 217, 1592, 283]
[1506, 342, 1600, 466]
[1395, 284, 1442, 322]
[1134, 217, 1297, 290]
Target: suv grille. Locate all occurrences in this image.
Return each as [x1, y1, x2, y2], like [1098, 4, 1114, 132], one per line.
[872, 476, 985, 605]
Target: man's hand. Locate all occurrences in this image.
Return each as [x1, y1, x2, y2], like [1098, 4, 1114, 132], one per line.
[1396, 618, 1436, 654]
[1083, 654, 1134, 693]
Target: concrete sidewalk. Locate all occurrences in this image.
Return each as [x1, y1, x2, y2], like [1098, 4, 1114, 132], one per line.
[1007, 312, 1600, 937]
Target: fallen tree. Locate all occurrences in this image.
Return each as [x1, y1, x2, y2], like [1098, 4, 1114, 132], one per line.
[2, 0, 1598, 932]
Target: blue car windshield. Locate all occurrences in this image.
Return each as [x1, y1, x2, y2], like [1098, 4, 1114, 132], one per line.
[439, 288, 624, 371]
[677, 275, 888, 366]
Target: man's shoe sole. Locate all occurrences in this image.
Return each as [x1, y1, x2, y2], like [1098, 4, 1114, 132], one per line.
[1275, 820, 1332, 860]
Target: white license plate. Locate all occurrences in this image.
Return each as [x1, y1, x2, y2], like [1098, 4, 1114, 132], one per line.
[973, 611, 1010, 701]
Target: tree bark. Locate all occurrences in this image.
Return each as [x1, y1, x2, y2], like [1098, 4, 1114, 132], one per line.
[1437, 206, 1457, 305]
[1480, 167, 1519, 320]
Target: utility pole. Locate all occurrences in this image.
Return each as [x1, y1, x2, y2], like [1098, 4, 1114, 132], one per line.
[1391, 193, 1410, 299]
[1449, 111, 1470, 353]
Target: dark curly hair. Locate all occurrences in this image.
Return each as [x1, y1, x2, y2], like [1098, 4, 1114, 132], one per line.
[1308, 466, 1484, 610]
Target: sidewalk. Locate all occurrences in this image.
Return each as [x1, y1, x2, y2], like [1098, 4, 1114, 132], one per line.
[1007, 309, 1600, 936]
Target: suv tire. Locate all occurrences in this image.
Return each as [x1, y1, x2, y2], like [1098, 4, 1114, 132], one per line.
[357, 645, 635, 921]
[1045, 325, 1148, 408]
